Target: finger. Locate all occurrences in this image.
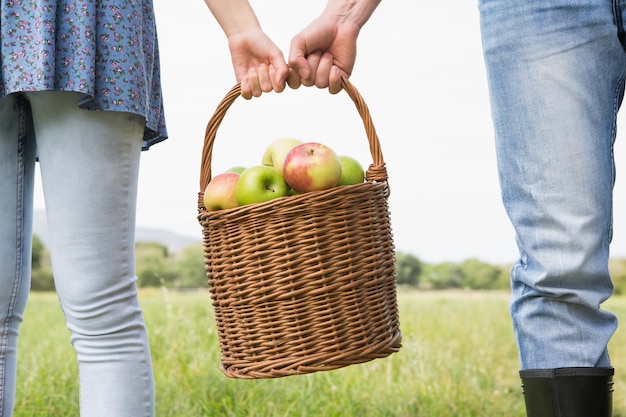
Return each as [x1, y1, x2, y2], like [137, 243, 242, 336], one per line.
[302, 52, 321, 87]
[268, 46, 289, 86]
[286, 67, 302, 90]
[240, 78, 253, 100]
[315, 53, 334, 89]
[269, 64, 286, 93]
[328, 65, 345, 95]
[286, 56, 308, 89]
[257, 64, 273, 93]
[246, 67, 263, 98]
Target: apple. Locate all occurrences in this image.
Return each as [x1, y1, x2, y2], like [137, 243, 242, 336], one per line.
[283, 142, 342, 193]
[261, 138, 302, 173]
[227, 166, 246, 174]
[337, 155, 365, 186]
[236, 165, 290, 206]
[203, 172, 241, 211]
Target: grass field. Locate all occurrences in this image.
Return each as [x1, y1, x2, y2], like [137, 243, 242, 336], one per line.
[12, 290, 626, 416]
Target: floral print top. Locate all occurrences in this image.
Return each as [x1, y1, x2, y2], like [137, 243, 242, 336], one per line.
[1, 0, 167, 150]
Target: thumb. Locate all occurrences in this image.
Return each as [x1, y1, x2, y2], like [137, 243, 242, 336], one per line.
[286, 53, 310, 90]
[288, 35, 312, 79]
[288, 55, 310, 80]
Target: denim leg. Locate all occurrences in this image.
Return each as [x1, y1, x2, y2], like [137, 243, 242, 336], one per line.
[0, 94, 35, 417]
[479, 0, 623, 369]
[26, 92, 154, 416]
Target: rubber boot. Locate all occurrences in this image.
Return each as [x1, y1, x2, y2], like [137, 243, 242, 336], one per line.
[520, 367, 614, 417]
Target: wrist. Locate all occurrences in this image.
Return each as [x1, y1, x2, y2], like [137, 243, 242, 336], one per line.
[204, 0, 262, 37]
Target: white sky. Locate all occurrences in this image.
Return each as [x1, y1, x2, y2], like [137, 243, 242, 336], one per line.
[32, 0, 626, 265]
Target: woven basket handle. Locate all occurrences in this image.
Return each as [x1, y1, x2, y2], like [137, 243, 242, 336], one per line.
[199, 77, 387, 196]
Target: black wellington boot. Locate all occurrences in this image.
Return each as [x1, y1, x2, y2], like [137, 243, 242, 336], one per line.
[520, 367, 614, 417]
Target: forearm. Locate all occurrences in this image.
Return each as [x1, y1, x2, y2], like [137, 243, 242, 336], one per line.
[322, 0, 382, 29]
[203, 0, 261, 36]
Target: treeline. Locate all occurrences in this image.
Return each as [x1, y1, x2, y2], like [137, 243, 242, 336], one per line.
[29, 235, 626, 294]
[395, 252, 510, 290]
[31, 236, 206, 291]
[396, 252, 626, 294]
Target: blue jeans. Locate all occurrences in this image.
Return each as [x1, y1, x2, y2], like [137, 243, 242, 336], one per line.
[0, 92, 154, 416]
[479, 0, 624, 370]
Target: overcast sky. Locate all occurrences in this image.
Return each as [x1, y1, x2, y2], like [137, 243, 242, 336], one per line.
[31, 0, 626, 265]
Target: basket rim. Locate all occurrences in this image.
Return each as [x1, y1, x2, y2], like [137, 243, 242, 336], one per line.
[198, 180, 390, 220]
[198, 78, 388, 210]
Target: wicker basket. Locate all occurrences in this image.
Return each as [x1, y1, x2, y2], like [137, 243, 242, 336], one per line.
[197, 78, 401, 379]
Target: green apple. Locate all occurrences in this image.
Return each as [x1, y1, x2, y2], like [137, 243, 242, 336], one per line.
[236, 165, 290, 206]
[261, 138, 302, 173]
[227, 166, 246, 174]
[203, 172, 241, 211]
[283, 142, 342, 192]
[337, 155, 365, 186]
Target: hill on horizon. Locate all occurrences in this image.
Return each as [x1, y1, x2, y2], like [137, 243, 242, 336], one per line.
[33, 210, 201, 253]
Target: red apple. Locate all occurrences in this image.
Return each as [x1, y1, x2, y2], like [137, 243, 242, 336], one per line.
[283, 142, 342, 192]
[203, 172, 240, 211]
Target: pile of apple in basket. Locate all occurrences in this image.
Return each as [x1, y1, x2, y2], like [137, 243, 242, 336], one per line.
[203, 137, 365, 211]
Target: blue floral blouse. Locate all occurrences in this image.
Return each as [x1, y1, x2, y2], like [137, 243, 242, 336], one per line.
[1, 0, 167, 150]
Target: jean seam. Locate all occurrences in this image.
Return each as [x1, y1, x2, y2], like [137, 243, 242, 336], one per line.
[0, 94, 28, 417]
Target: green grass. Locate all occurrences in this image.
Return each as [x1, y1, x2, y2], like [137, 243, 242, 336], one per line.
[12, 290, 626, 416]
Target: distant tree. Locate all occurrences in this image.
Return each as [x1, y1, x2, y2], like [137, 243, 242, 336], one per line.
[32, 234, 44, 269]
[135, 242, 177, 287]
[496, 266, 511, 289]
[173, 244, 207, 288]
[458, 259, 504, 290]
[421, 262, 464, 289]
[395, 252, 422, 287]
[31, 235, 55, 291]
